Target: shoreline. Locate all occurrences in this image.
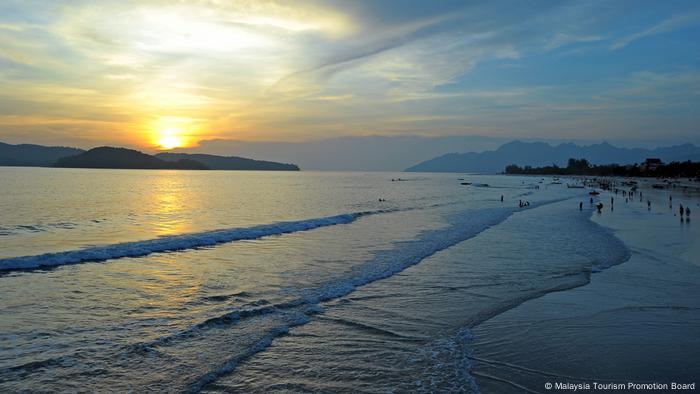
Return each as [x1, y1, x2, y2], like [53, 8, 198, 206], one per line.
[471, 184, 700, 392]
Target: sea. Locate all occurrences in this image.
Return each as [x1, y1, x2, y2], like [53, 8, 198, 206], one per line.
[0, 168, 633, 392]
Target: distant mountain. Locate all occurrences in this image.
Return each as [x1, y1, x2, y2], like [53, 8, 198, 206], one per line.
[54, 147, 210, 170]
[156, 152, 299, 171]
[405, 141, 700, 173]
[0, 141, 84, 167]
[171, 135, 505, 171]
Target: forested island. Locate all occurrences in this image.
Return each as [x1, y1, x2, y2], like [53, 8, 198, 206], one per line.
[0, 141, 300, 170]
[505, 158, 700, 178]
[54, 147, 210, 170]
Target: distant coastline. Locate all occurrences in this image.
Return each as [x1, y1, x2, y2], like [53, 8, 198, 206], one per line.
[505, 158, 700, 178]
[156, 152, 299, 171]
[405, 141, 700, 173]
[0, 141, 300, 171]
[54, 147, 210, 170]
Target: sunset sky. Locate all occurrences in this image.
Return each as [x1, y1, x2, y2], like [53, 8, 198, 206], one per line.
[1, 0, 699, 151]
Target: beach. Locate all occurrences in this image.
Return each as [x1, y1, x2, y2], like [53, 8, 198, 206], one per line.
[0, 168, 698, 393]
[473, 182, 700, 393]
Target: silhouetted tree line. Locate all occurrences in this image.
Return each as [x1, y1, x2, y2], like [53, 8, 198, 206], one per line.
[505, 158, 700, 178]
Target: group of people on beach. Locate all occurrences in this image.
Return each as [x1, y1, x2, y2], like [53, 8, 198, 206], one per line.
[498, 181, 693, 221]
[586, 197, 605, 213]
[586, 187, 693, 222]
[497, 194, 530, 208]
[668, 195, 692, 221]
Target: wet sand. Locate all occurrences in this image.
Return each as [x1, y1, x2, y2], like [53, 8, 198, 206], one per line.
[472, 184, 700, 393]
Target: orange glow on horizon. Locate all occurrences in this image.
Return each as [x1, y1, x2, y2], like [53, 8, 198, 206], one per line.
[150, 117, 198, 150]
[157, 134, 184, 150]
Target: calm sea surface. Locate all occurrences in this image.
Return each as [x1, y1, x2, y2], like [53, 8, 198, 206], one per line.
[0, 168, 628, 392]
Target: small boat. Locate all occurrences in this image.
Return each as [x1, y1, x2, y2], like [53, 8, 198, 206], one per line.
[551, 181, 562, 185]
[460, 182, 471, 185]
[589, 190, 600, 195]
[567, 184, 585, 189]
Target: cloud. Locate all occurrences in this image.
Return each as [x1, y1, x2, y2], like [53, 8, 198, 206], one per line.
[611, 13, 700, 50]
[0, 1, 699, 148]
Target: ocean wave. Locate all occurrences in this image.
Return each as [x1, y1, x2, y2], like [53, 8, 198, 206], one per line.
[587, 222, 631, 273]
[401, 328, 480, 393]
[0, 222, 78, 236]
[131, 200, 571, 391]
[184, 312, 312, 394]
[180, 198, 630, 391]
[0, 210, 394, 272]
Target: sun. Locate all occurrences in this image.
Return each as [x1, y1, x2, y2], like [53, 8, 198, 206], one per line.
[156, 126, 186, 150]
[149, 117, 197, 150]
[158, 135, 184, 150]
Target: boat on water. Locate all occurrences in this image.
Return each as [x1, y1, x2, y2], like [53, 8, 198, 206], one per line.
[589, 190, 600, 195]
[460, 182, 471, 185]
[567, 184, 585, 188]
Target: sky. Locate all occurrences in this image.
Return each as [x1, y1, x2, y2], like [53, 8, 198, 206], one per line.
[1, 0, 699, 151]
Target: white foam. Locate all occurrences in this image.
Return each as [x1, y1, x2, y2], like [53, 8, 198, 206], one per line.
[0, 211, 385, 271]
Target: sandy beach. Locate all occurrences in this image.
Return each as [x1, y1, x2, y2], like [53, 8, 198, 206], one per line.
[472, 182, 700, 393]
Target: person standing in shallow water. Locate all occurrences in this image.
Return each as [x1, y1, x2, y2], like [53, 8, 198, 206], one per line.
[501, 195, 504, 202]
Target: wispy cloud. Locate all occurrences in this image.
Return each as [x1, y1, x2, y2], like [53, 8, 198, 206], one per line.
[0, 1, 698, 148]
[611, 13, 700, 50]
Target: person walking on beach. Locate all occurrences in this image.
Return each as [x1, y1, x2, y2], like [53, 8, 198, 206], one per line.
[590, 197, 593, 205]
[611, 196, 614, 205]
[647, 200, 651, 210]
[680, 204, 684, 219]
[686, 207, 691, 220]
[579, 202, 583, 211]
[501, 195, 504, 202]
